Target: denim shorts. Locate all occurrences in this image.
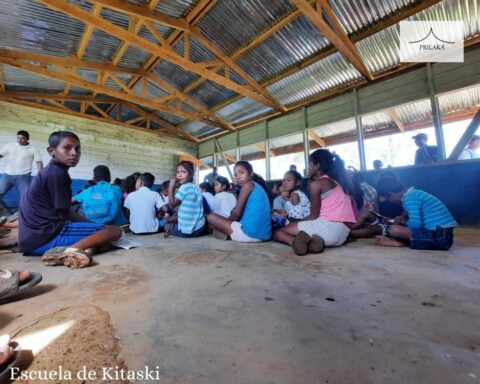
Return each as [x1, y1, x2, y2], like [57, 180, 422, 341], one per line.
[410, 227, 454, 251]
[168, 223, 206, 238]
[27, 221, 105, 256]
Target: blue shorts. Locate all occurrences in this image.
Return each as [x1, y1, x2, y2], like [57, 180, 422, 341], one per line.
[27, 221, 105, 256]
[410, 227, 454, 251]
[168, 223, 206, 238]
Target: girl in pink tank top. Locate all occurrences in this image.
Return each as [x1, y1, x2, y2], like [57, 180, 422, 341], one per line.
[272, 149, 357, 256]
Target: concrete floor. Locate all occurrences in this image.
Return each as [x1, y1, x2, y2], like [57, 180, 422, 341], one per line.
[1, 228, 479, 384]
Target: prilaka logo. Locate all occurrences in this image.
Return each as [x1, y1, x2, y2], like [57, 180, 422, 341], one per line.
[408, 27, 455, 51]
[399, 21, 463, 63]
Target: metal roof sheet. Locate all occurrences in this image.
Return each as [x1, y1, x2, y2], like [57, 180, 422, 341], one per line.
[268, 52, 362, 106]
[0, 0, 83, 57]
[197, 0, 295, 56]
[236, 15, 330, 82]
[216, 98, 273, 125]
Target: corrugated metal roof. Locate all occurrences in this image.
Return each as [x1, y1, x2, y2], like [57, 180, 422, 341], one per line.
[187, 80, 237, 109]
[3, 66, 65, 92]
[197, 0, 295, 56]
[216, 98, 273, 125]
[311, 118, 356, 139]
[0, 0, 84, 57]
[151, 60, 199, 91]
[330, 0, 416, 35]
[270, 133, 304, 149]
[356, 0, 480, 74]
[438, 84, 480, 114]
[237, 15, 330, 83]
[82, 29, 123, 64]
[0, 0, 478, 143]
[268, 52, 362, 106]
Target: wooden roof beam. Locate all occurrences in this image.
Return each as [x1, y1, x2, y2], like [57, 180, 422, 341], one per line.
[0, 57, 212, 132]
[0, 91, 120, 102]
[205, 0, 444, 120]
[77, 3, 103, 60]
[93, 0, 189, 31]
[39, 0, 279, 111]
[0, 65, 5, 92]
[0, 49, 146, 76]
[91, 0, 285, 112]
[388, 108, 405, 132]
[121, 102, 199, 142]
[255, 142, 276, 157]
[291, 0, 373, 80]
[0, 97, 189, 141]
[308, 131, 326, 146]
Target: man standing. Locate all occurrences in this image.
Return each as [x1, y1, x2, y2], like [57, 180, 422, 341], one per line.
[0, 130, 43, 199]
[412, 133, 438, 165]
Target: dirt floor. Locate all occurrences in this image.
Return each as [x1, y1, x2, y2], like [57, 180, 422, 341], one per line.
[1, 228, 479, 384]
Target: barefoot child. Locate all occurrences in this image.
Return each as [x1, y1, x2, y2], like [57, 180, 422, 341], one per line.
[207, 161, 271, 242]
[273, 149, 356, 255]
[374, 177, 457, 250]
[19, 131, 122, 267]
[166, 161, 206, 237]
[282, 170, 310, 221]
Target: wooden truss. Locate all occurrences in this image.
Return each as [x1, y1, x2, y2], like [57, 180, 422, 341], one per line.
[1, 0, 458, 143]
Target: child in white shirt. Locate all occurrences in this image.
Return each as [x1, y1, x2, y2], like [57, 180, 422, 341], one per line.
[213, 176, 236, 218]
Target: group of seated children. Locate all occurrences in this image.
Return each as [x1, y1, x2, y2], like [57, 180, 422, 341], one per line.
[18, 130, 458, 269]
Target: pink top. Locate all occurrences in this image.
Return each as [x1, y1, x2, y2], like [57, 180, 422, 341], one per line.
[318, 175, 356, 223]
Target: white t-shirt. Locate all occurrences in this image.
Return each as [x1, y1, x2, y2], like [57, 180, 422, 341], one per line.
[202, 192, 215, 210]
[458, 148, 479, 160]
[124, 187, 166, 234]
[0, 143, 42, 175]
[213, 191, 237, 218]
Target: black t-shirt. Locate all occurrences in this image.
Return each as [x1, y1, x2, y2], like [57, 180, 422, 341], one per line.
[19, 160, 72, 252]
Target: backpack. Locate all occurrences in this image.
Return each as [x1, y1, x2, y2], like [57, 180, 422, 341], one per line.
[82, 182, 119, 224]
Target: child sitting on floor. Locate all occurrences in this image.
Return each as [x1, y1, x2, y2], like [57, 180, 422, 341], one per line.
[19, 131, 121, 268]
[207, 161, 271, 242]
[374, 177, 457, 250]
[124, 172, 166, 234]
[72, 165, 126, 225]
[213, 176, 237, 218]
[272, 149, 356, 255]
[199, 182, 215, 212]
[282, 170, 310, 222]
[166, 161, 206, 237]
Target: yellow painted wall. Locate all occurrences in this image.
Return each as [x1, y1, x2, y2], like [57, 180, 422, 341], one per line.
[0, 101, 198, 182]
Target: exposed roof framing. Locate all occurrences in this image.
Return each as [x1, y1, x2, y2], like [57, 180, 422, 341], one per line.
[291, 0, 373, 80]
[0, 0, 477, 144]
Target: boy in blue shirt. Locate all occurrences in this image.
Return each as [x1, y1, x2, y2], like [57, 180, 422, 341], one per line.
[375, 177, 457, 250]
[72, 165, 126, 225]
[19, 131, 122, 268]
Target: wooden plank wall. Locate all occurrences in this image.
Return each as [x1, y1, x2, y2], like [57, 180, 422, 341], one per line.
[0, 101, 198, 182]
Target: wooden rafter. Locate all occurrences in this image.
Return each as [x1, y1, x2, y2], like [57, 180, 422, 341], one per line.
[388, 108, 405, 132]
[0, 97, 192, 141]
[222, 152, 236, 163]
[90, 0, 285, 112]
[0, 49, 146, 76]
[0, 92, 118, 102]
[203, 0, 445, 124]
[308, 131, 326, 147]
[291, 0, 373, 80]
[0, 57, 220, 130]
[39, 0, 281, 111]
[255, 143, 276, 157]
[88, 102, 113, 120]
[77, 3, 103, 60]
[0, 65, 5, 92]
